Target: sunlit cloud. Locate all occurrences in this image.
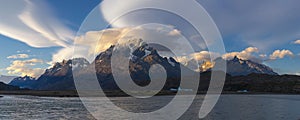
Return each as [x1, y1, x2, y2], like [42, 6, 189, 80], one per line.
[6, 58, 44, 77]
[7, 54, 29, 59]
[269, 49, 294, 60]
[222, 47, 260, 62]
[53, 27, 133, 62]
[168, 29, 181, 36]
[58, 26, 189, 63]
[294, 40, 300, 44]
[175, 51, 220, 71]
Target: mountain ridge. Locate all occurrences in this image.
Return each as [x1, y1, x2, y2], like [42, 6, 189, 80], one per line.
[220, 56, 278, 76]
[8, 44, 295, 92]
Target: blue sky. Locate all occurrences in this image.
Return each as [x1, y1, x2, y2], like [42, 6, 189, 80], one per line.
[0, 0, 299, 78]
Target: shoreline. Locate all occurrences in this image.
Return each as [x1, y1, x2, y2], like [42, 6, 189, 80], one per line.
[1, 90, 300, 97]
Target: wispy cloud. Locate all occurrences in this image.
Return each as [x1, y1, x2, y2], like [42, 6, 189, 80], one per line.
[198, 0, 300, 51]
[0, 0, 74, 48]
[7, 54, 29, 59]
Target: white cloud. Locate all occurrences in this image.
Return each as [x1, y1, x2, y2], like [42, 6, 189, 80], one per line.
[6, 58, 44, 77]
[269, 49, 294, 60]
[294, 40, 300, 44]
[259, 54, 267, 58]
[190, 51, 220, 61]
[197, 0, 300, 51]
[168, 29, 181, 36]
[222, 47, 259, 61]
[0, 0, 74, 48]
[175, 51, 220, 71]
[7, 54, 29, 59]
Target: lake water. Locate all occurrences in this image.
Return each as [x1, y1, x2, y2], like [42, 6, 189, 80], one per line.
[0, 95, 300, 120]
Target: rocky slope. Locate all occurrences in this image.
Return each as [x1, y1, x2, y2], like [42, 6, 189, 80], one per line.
[9, 76, 36, 89]
[213, 56, 278, 76]
[91, 45, 181, 90]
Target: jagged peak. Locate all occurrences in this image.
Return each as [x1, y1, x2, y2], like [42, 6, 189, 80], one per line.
[13, 75, 36, 81]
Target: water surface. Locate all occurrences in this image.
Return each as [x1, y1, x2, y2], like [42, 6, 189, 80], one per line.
[0, 95, 300, 120]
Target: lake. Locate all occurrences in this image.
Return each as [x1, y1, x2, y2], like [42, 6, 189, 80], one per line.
[0, 95, 299, 120]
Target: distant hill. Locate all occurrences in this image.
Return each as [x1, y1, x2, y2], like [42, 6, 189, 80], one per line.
[225, 73, 300, 93]
[0, 82, 20, 90]
[198, 71, 300, 93]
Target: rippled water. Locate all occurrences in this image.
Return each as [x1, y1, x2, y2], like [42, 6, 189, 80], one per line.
[0, 95, 300, 120]
[0, 96, 95, 120]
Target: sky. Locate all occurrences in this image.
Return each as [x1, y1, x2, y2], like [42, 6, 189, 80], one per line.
[0, 0, 299, 79]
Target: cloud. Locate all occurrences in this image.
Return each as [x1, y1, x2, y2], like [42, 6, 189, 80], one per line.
[294, 40, 300, 44]
[57, 26, 191, 63]
[7, 54, 29, 59]
[0, 0, 74, 48]
[6, 58, 44, 77]
[53, 28, 133, 62]
[269, 49, 294, 60]
[198, 0, 300, 51]
[190, 51, 220, 61]
[168, 29, 181, 36]
[99, 0, 300, 52]
[175, 51, 220, 71]
[259, 54, 267, 58]
[222, 47, 260, 62]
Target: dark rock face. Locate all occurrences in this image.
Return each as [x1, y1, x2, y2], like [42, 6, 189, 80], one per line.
[91, 45, 181, 90]
[34, 58, 90, 90]
[0, 82, 20, 90]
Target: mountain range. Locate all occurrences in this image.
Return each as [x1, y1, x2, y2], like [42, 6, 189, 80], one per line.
[5, 44, 300, 93]
[9, 45, 181, 90]
[224, 56, 278, 76]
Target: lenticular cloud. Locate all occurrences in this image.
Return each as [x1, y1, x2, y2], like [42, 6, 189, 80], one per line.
[0, 0, 74, 48]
